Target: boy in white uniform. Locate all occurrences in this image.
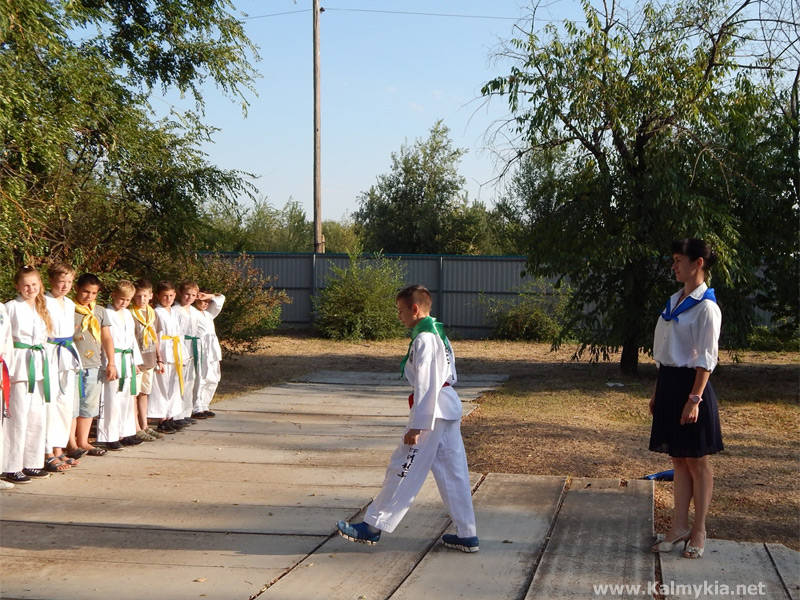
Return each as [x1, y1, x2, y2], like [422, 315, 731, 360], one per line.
[44, 264, 82, 472]
[191, 291, 225, 419]
[337, 285, 479, 552]
[149, 281, 185, 433]
[96, 281, 143, 450]
[175, 281, 201, 426]
[0, 302, 15, 488]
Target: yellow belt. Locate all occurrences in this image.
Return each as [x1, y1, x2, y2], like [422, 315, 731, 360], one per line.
[162, 335, 185, 396]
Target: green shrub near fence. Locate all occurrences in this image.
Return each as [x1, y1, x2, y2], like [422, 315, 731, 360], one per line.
[481, 278, 571, 342]
[313, 250, 405, 341]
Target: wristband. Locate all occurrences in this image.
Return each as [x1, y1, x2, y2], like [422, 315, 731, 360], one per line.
[688, 394, 702, 404]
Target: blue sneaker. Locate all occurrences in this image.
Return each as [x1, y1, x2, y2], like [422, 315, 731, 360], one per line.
[336, 520, 381, 545]
[442, 534, 480, 553]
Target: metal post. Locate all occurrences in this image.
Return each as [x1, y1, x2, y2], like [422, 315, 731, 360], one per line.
[313, 0, 325, 253]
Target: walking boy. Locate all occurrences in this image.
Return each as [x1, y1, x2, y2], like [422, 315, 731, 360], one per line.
[337, 285, 479, 552]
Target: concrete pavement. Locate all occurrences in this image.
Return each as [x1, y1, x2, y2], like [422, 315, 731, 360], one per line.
[0, 370, 796, 600]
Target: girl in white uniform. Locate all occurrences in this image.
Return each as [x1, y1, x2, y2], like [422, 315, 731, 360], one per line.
[337, 285, 478, 552]
[0, 302, 16, 488]
[148, 281, 185, 433]
[2, 266, 53, 484]
[44, 264, 81, 471]
[97, 281, 143, 448]
[192, 292, 225, 418]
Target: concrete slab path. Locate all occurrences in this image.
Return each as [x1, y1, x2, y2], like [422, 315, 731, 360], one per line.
[0, 370, 796, 600]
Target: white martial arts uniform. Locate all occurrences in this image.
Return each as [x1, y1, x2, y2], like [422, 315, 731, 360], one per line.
[3, 298, 49, 473]
[97, 306, 142, 442]
[45, 293, 81, 450]
[0, 304, 15, 475]
[364, 320, 477, 538]
[195, 295, 225, 414]
[176, 304, 201, 419]
[148, 305, 185, 419]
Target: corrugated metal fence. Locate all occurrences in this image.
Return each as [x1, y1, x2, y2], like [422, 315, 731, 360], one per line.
[223, 252, 532, 338]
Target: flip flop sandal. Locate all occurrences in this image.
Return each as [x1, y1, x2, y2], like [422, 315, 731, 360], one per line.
[59, 456, 79, 466]
[67, 448, 88, 460]
[86, 447, 107, 456]
[45, 457, 70, 472]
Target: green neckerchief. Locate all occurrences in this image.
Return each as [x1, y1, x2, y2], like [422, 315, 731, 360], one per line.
[400, 316, 450, 377]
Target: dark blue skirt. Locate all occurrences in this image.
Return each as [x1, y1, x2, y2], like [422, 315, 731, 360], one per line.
[649, 366, 724, 458]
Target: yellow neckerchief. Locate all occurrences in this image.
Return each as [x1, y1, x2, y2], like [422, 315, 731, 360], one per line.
[74, 301, 101, 342]
[131, 305, 157, 347]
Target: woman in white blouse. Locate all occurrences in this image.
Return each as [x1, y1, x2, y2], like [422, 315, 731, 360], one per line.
[649, 238, 723, 560]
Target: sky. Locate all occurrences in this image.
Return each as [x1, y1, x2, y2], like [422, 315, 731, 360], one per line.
[157, 1, 585, 221]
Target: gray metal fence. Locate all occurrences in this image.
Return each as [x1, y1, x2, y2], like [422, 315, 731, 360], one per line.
[222, 252, 533, 338]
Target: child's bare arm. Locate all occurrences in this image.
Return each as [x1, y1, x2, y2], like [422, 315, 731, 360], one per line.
[100, 326, 117, 380]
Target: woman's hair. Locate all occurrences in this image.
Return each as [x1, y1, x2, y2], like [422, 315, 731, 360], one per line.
[14, 265, 53, 334]
[671, 238, 717, 270]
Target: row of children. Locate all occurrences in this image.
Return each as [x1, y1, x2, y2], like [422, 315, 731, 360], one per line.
[0, 264, 224, 487]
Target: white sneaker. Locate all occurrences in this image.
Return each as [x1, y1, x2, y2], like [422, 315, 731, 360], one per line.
[0, 479, 15, 489]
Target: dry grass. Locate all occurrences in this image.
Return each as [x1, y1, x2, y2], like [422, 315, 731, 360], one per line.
[217, 333, 800, 550]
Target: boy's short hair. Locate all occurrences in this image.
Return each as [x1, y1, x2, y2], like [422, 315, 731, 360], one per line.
[48, 263, 76, 281]
[112, 280, 135, 296]
[134, 278, 153, 291]
[156, 280, 175, 294]
[178, 280, 199, 294]
[396, 284, 432, 311]
[76, 273, 102, 289]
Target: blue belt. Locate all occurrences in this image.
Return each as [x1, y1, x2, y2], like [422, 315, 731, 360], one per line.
[48, 337, 83, 397]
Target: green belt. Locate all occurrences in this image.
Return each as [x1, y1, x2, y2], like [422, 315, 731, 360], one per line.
[114, 348, 137, 396]
[13, 341, 50, 403]
[185, 335, 201, 373]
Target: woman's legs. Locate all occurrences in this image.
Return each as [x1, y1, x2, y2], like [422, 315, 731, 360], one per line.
[685, 456, 713, 548]
[669, 457, 692, 534]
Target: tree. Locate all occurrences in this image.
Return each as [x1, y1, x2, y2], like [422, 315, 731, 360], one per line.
[0, 0, 257, 279]
[483, 0, 799, 373]
[355, 121, 497, 255]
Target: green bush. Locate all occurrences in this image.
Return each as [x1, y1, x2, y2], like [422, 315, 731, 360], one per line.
[158, 253, 290, 353]
[482, 278, 570, 342]
[313, 250, 405, 340]
[746, 325, 800, 352]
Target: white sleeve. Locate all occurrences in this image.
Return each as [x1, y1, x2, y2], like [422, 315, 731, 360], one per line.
[408, 333, 449, 431]
[692, 302, 721, 372]
[207, 294, 225, 319]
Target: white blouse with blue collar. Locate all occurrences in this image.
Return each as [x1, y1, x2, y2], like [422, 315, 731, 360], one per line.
[653, 282, 722, 372]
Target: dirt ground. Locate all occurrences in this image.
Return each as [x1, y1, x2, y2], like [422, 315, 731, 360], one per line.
[217, 333, 800, 550]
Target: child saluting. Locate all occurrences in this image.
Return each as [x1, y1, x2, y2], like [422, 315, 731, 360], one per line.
[337, 285, 479, 552]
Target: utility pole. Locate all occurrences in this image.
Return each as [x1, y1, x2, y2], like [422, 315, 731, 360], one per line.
[312, 0, 325, 253]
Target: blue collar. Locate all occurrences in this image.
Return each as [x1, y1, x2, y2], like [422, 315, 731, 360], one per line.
[661, 288, 716, 323]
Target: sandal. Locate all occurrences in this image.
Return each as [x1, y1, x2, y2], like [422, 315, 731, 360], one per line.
[45, 457, 70, 472]
[86, 447, 107, 456]
[59, 456, 79, 467]
[67, 448, 88, 460]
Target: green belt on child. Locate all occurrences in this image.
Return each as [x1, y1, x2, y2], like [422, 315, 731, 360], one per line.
[114, 348, 137, 396]
[12, 341, 50, 402]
